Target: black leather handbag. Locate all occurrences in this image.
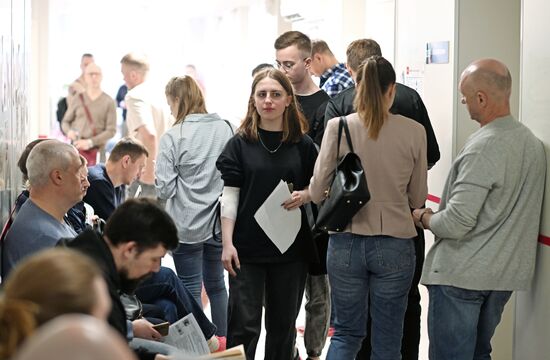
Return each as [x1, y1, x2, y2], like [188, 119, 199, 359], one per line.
[315, 116, 370, 232]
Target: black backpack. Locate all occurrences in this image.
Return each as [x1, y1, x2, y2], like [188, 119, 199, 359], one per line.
[56, 97, 68, 132]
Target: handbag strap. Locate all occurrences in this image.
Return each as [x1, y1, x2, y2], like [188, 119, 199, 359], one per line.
[342, 117, 354, 153]
[79, 94, 97, 136]
[336, 116, 355, 172]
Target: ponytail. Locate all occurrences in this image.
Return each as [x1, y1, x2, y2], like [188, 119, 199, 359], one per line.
[0, 298, 38, 359]
[354, 56, 396, 140]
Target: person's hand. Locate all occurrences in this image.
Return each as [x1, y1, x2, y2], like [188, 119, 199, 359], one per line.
[73, 139, 92, 150]
[222, 244, 240, 277]
[282, 190, 311, 210]
[66, 130, 79, 141]
[70, 82, 86, 95]
[155, 355, 171, 360]
[412, 208, 433, 229]
[132, 318, 162, 341]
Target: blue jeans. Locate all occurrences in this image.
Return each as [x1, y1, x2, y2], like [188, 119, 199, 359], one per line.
[172, 236, 228, 336]
[135, 266, 217, 339]
[427, 285, 512, 360]
[326, 233, 415, 360]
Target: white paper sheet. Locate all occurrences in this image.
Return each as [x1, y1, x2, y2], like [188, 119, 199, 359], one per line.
[254, 180, 301, 254]
[163, 313, 210, 355]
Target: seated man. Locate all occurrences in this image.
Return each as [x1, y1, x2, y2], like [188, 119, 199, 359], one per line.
[82, 137, 217, 341]
[65, 199, 221, 357]
[84, 137, 148, 220]
[2, 140, 89, 278]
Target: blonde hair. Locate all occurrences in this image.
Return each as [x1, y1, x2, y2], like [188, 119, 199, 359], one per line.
[354, 56, 396, 139]
[120, 53, 150, 73]
[0, 249, 103, 359]
[165, 76, 207, 124]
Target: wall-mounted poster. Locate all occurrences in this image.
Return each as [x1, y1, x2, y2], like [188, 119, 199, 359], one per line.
[426, 41, 449, 64]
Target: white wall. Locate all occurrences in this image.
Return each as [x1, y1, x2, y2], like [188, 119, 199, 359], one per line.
[395, 0, 455, 205]
[0, 0, 30, 281]
[515, 0, 550, 358]
[455, 0, 521, 153]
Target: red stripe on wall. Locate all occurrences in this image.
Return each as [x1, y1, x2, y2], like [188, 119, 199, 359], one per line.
[427, 193, 549, 247]
[427, 194, 441, 204]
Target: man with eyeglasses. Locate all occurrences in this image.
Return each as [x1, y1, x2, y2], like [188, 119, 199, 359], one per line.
[275, 31, 329, 147]
[274, 31, 330, 360]
[1, 140, 90, 278]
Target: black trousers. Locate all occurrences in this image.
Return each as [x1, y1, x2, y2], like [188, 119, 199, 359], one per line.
[227, 261, 307, 360]
[356, 227, 425, 360]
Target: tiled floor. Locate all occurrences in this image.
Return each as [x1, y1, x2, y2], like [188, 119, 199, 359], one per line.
[162, 231, 434, 359]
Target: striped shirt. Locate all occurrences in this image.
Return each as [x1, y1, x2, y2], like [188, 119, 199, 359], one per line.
[319, 63, 354, 98]
[155, 113, 234, 244]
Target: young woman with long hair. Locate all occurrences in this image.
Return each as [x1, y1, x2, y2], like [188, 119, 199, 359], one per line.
[155, 76, 233, 336]
[216, 68, 318, 359]
[309, 56, 428, 359]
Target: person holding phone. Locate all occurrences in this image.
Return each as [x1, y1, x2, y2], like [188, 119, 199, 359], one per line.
[216, 68, 318, 360]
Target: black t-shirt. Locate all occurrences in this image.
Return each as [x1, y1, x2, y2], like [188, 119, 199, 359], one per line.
[216, 128, 318, 263]
[297, 90, 330, 146]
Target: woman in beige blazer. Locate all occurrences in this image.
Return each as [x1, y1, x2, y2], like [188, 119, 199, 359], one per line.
[308, 56, 427, 359]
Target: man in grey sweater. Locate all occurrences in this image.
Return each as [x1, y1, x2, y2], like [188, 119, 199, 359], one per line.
[413, 58, 546, 360]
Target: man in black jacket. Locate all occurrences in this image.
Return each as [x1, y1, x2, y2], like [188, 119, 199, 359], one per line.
[324, 39, 440, 168]
[324, 39, 440, 360]
[66, 198, 179, 360]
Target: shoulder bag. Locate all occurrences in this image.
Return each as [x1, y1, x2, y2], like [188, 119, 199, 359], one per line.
[78, 94, 99, 166]
[315, 116, 370, 232]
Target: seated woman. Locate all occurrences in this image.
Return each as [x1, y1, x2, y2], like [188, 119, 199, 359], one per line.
[0, 248, 113, 359]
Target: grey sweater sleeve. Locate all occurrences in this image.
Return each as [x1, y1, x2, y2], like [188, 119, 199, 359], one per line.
[430, 153, 497, 240]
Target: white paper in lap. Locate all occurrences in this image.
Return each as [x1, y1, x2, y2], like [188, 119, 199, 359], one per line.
[163, 313, 210, 355]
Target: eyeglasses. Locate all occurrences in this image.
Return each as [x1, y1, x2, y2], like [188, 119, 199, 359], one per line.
[275, 58, 309, 71]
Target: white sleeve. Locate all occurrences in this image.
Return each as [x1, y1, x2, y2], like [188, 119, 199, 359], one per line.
[220, 186, 240, 220]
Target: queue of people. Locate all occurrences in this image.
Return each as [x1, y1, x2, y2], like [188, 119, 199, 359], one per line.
[0, 31, 546, 360]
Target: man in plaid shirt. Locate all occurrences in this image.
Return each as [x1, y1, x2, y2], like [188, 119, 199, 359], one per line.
[310, 40, 354, 97]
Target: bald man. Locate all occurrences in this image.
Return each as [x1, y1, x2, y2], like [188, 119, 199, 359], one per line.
[63, 62, 117, 164]
[413, 59, 546, 359]
[13, 315, 137, 360]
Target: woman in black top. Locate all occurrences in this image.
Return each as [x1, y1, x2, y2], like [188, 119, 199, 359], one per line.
[216, 68, 317, 359]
